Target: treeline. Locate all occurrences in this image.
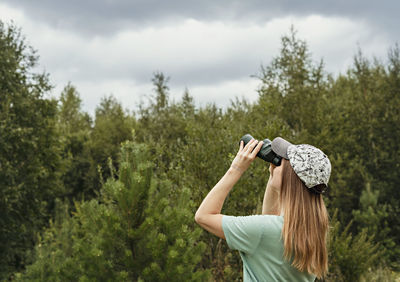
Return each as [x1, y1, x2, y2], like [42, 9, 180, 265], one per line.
[1, 21, 399, 281]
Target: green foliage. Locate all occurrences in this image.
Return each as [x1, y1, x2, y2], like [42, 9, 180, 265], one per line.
[2, 21, 399, 281]
[0, 21, 64, 279]
[17, 141, 209, 281]
[325, 47, 400, 263]
[352, 183, 397, 265]
[323, 211, 382, 282]
[360, 266, 400, 282]
[255, 26, 400, 272]
[86, 95, 136, 195]
[57, 83, 93, 201]
[255, 25, 329, 138]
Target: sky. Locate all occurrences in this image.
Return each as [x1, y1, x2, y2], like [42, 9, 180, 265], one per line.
[0, 1, 398, 116]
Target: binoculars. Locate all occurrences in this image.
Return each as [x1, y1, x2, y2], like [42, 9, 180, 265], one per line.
[239, 134, 282, 166]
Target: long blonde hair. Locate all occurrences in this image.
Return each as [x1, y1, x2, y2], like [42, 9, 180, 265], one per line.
[279, 159, 329, 279]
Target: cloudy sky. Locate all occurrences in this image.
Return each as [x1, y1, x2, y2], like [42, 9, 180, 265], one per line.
[0, 1, 398, 116]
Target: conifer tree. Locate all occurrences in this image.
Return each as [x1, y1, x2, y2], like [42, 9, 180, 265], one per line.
[352, 183, 397, 264]
[18, 141, 209, 281]
[324, 211, 382, 282]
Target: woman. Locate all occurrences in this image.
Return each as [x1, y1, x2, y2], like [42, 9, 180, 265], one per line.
[195, 136, 331, 281]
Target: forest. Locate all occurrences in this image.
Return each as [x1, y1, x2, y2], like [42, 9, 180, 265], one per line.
[1, 21, 399, 281]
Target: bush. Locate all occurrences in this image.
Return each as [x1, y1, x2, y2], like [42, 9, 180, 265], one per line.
[321, 210, 382, 281]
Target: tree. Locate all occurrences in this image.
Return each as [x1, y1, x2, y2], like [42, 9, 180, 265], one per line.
[255, 25, 329, 138]
[136, 73, 192, 176]
[321, 210, 382, 282]
[352, 183, 397, 265]
[17, 141, 209, 281]
[57, 83, 93, 201]
[0, 21, 63, 279]
[3, 21, 399, 280]
[85, 95, 135, 195]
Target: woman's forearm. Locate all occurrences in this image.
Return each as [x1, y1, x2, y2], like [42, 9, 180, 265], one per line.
[262, 185, 280, 215]
[195, 167, 242, 218]
[195, 139, 263, 239]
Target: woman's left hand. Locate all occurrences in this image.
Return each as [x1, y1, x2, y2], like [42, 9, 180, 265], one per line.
[230, 138, 264, 173]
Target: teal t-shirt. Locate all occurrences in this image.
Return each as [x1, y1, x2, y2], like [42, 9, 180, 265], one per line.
[222, 215, 316, 282]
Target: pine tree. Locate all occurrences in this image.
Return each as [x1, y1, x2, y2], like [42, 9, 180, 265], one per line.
[352, 183, 397, 265]
[322, 210, 382, 282]
[18, 141, 209, 281]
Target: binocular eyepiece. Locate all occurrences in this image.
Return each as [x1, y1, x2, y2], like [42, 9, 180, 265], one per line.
[240, 134, 282, 166]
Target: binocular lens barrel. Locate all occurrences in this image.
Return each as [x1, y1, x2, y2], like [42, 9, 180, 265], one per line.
[239, 134, 282, 166]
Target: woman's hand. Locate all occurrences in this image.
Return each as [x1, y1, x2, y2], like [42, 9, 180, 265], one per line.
[230, 138, 264, 173]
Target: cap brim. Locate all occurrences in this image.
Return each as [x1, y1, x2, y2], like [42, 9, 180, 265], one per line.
[271, 137, 292, 159]
[310, 184, 328, 194]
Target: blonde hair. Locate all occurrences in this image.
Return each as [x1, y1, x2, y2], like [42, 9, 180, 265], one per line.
[279, 159, 329, 279]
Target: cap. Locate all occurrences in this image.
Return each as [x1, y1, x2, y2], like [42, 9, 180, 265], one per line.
[271, 137, 331, 194]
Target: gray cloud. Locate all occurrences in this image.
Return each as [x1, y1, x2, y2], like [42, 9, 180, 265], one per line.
[3, 0, 399, 37]
[1, 0, 399, 116]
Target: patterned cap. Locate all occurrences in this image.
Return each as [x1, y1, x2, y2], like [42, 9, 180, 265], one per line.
[272, 137, 331, 193]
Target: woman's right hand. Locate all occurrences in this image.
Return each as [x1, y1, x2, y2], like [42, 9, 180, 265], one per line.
[230, 138, 263, 174]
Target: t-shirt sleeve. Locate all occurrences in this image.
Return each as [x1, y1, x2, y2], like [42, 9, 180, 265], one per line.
[222, 215, 263, 254]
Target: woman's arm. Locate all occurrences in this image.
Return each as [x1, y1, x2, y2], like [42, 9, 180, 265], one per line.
[262, 162, 283, 215]
[262, 185, 280, 215]
[194, 167, 242, 239]
[195, 138, 264, 239]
